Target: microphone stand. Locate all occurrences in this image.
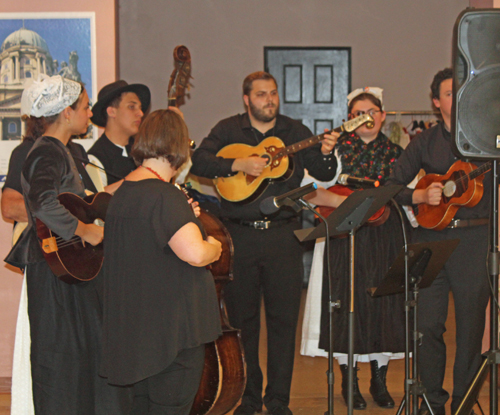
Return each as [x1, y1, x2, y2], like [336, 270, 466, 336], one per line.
[390, 201, 435, 415]
[295, 198, 338, 415]
[292, 185, 403, 415]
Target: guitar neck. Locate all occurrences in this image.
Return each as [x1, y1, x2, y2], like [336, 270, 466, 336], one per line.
[275, 125, 344, 158]
[273, 113, 372, 159]
[468, 161, 491, 181]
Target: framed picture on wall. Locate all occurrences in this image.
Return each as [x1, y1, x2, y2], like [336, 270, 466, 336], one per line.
[0, 12, 97, 182]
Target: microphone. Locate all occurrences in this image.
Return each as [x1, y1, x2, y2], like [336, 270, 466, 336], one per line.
[260, 183, 318, 215]
[338, 174, 380, 188]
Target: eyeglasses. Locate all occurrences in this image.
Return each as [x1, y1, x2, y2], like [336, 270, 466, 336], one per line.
[351, 109, 382, 118]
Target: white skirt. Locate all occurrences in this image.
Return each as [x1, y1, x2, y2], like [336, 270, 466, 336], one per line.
[11, 270, 35, 415]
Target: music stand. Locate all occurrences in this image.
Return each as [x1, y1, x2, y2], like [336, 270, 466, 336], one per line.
[368, 239, 460, 415]
[295, 184, 403, 415]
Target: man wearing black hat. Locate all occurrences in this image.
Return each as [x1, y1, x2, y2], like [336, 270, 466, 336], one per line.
[88, 80, 151, 188]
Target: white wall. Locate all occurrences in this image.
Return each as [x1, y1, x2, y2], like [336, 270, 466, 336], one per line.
[119, 0, 470, 143]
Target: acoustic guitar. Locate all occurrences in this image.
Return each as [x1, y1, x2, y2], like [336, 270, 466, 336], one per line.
[316, 184, 390, 231]
[36, 192, 111, 284]
[214, 113, 374, 203]
[415, 160, 491, 230]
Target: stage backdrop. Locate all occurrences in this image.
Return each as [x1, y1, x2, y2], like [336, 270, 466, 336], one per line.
[0, 0, 117, 381]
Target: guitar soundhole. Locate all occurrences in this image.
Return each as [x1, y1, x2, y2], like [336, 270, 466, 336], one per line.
[443, 180, 456, 198]
[261, 154, 271, 166]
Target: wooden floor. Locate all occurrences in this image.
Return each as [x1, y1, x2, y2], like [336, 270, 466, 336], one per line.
[0, 292, 490, 415]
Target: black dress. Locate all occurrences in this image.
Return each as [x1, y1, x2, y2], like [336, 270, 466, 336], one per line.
[100, 179, 221, 386]
[319, 132, 407, 354]
[7, 136, 130, 415]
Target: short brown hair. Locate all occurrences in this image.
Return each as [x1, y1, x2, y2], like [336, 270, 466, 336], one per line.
[242, 71, 277, 96]
[131, 109, 190, 170]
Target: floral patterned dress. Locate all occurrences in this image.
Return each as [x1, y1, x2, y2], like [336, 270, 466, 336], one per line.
[318, 132, 408, 354]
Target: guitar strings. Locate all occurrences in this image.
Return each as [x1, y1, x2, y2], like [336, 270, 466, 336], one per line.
[452, 163, 491, 187]
[49, 235, 91, 249]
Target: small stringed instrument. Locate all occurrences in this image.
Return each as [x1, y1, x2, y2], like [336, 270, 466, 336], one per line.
[415, 160, 491, 230]
[214, 113, 374, 203]
[36, 192, 111, 284]
[316, 184, 390, 230]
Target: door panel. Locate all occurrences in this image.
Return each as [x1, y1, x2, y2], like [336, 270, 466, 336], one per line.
[265, 47, 351, 134]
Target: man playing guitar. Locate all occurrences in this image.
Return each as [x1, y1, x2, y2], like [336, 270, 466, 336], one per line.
[387, 68, 491, 415]
[190, 71, 338, 415]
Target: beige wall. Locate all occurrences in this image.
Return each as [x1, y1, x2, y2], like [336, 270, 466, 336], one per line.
[0, 0, 117, 377]
[119, 0, 471, 143]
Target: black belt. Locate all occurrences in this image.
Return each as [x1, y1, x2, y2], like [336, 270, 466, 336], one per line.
[447, 218, 489, 229]
[227, 217, 298, 230]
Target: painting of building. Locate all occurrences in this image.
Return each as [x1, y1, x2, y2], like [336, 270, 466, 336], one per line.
[0, 14, 96, 141]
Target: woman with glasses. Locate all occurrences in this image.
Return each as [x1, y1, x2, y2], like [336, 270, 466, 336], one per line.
[305, 87, 407, 410]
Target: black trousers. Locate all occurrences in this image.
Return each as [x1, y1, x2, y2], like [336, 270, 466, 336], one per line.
[129, 345, 205, 415]
[415, 225, 490, 413]
[223, 220, 304, 411]
[27, 261, 132, 415]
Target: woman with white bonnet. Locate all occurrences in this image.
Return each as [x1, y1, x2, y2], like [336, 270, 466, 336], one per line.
[304, 87, 407, 410]
[6, 75, 129, 414]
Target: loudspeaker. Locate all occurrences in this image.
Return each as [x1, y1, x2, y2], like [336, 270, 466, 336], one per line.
[452, 8, 500, 160]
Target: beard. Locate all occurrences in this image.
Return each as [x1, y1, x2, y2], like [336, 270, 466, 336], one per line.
[248, 98, 279, 123]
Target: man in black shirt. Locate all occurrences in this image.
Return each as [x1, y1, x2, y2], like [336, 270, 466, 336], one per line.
[387, 68, 490, 415]
[190, 71, 338, 415]
[88, 80, 151, 188]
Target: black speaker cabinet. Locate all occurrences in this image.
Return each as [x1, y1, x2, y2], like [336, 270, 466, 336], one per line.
[452, 8, 500, 160]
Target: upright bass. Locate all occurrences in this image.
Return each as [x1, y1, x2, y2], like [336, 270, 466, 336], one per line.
[167, 45, 246, 415]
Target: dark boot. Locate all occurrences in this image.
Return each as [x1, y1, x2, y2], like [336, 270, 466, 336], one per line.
[369, 360, 395, 408]
[340, 364, 367, 410]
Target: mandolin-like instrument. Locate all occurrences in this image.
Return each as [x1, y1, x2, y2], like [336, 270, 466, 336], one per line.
[316, 184, 390, 231]
[36, 192, 111, 284]
[214, 113, 374, 203]
[415, 160, 491, 230]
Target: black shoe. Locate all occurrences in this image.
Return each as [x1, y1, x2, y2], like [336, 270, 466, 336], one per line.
[233, 404, 261, 415]
[369, 360, 395, 408]
[267, 406, 292, 415]
[340, 364, 367, 410]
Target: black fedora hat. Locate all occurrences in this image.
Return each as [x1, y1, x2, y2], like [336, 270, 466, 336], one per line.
[90, 80, 151, 127]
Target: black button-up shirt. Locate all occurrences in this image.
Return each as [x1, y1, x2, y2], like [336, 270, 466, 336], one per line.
[190, 113, 337, 221]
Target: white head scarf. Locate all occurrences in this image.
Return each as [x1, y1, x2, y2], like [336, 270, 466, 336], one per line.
[347, 87, 384, 109]
[21, 74, 82, 118]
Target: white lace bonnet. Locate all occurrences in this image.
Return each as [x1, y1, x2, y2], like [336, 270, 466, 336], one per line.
[21, 74, 82, 118]
[347, 87, 384, 108]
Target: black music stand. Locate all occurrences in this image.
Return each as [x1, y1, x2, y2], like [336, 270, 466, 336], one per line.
[295, 184, 403, 415]
[369, 239, 460, 415]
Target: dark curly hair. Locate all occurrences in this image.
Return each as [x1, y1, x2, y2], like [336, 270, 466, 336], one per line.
[431, 68, 453, 101]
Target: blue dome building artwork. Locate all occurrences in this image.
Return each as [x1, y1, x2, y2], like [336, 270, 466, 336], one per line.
[0, 25, 83, 140]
